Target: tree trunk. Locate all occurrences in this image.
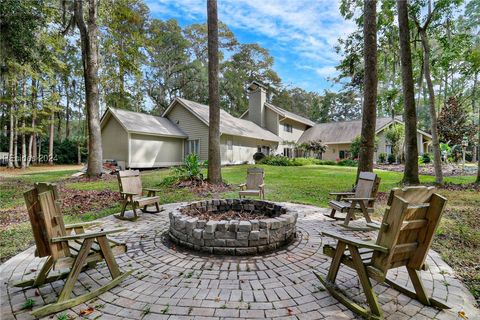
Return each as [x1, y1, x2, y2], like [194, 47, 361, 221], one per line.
[419, 29, 443, 184]
[49, 111, 54, 165]
[8, 81, 14, 168]
[21, 78, 27, 169]
[207, 0, 222, 184]
[14, 115, 19, 167]
[75, 0, 103, 177]
[397, 0, 420, 184]
[27, 79, 37, 167]
[357, 0, 377, 180]
[474, 72, 479, 184]
[65, 86, 70, 140]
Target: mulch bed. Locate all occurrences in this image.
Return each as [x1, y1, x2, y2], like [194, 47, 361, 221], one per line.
[375, 163, 477, 176]
[0, 175, 120, 230]
[175, 180, 233, 197]
[180, 207, 269, 221]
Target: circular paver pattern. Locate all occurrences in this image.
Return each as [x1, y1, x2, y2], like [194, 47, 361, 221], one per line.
[1, 202, 478, 320]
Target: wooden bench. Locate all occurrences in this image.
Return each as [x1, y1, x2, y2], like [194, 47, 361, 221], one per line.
[116, 169, 162, 221]
[239, 167, 265, 199]
[326, 171, 381, 229]
[15, 183, 131, 318]
[316, 186, 449, 319]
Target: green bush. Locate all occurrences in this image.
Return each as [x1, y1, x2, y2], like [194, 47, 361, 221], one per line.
[337, 159, 358, 167]
[39, 139, 87, 164]
[259, 155, 299, 166]
[253, 152, 266, 162]
[172, 153, 206, 181]
[291, 157, 317, 166]
[378, 152, 387, 163]
[422, 153, 431, 164]
[387, 153, 396, 164]
[315, 160, 337, 165]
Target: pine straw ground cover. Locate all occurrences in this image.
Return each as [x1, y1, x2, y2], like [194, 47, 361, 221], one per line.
[0, 164, 478, 304]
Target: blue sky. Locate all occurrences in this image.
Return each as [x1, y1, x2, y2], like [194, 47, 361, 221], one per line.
[145, 0, 356, 93]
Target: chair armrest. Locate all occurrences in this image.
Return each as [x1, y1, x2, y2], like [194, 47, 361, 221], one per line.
[258, 184, 265, 189]
[321, 230, 388, 253]
[239, 183, 246, 190]
[65, 221, 101, 230]
[143, 188, 161, 193]
[344, 197, 376, 201]
[121, 192, 138, 196]
[329, 192, 355, 196]
[51, 228, 128, 243]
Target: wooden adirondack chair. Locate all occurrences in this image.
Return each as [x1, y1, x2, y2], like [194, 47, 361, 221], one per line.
[116, 169, 162, 220]
[239, 167, 265, 199]
[16, 183, 132, 318]
[326, 171, 381, 229]
[316, 186, 448, 320]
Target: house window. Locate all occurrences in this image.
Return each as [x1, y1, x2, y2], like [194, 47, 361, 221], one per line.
[227, 140, 233, 151]
[257, 145, 270, 155]
[386, 145, 393, 155]
[283, 123, 293, 133]
[185, 139, 200, 156]
[283, 148, 293, 158]
[339, 150, 350, 159]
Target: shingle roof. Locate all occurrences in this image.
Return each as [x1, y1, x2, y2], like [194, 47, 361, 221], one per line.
[298, 117, 400, 144]
[173, 98, 282, 142]
[264, 103, 316, 127]
[104, 107, 188, 138]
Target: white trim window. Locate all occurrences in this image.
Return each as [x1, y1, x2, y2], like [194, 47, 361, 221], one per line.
[185, 139, 200, 156]
[283, 148, 293, 158]
[283, 123, 293, 133]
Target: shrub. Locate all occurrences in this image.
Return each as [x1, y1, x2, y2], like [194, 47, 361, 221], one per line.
[291, 157, 317, 166]
[422, 153, 431, 164]
[337, 159, 358, 167]
[378, 152, 387, 164]
[253, 152, 266, 162]
[173, 153, 206, 181]
[315, 160, 337, 165]
[259, 155, 297, 166]
[387, 153, 396, 164]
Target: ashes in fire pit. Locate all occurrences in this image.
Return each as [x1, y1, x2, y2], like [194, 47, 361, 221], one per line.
[169, 199, 298, 255]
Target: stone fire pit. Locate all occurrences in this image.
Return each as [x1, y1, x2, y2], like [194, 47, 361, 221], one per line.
[168, 199, 298, 255]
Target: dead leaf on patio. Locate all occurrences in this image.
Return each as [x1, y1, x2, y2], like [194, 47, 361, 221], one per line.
[458, 310, 469, 319]
[287, 307, 294, 315]
[80, 306, 95, 316]
[214, 296, 220, 302]
[34, 289, 40, 296]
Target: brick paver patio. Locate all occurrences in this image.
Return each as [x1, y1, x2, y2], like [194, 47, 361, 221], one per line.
[1, 202, 478, 319]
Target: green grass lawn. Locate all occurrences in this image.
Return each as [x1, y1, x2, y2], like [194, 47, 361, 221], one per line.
[0, 164, 478, 301]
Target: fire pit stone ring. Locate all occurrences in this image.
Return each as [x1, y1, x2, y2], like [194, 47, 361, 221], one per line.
[168, 199, 298, 255]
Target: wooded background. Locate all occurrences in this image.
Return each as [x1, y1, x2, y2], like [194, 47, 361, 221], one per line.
[0, 0, 478, 168]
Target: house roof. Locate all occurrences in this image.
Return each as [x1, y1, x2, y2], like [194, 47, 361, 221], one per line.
[240, 104, 315, 127]
[264, 103, 316, 127]
[298, 117, 432, 144]
[101, 107, 188, 138]
[165, 98, 282, 142]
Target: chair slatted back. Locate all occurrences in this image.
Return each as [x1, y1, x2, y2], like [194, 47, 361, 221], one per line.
[38, 190, 70, 260]
[23, 183, 61, 258]
[371, 187, 447, 276]
[118, 170, 142, 195]
[354, 172, 380, 207]
[246, 168, 264, 190]
[387, 186, 435, 206]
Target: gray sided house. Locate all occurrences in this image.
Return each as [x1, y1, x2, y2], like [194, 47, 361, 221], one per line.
[298, 117, 433, 161]
[100, 80, 432, 168]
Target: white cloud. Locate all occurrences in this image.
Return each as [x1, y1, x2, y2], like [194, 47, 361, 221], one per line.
[145, 0, 356, 90]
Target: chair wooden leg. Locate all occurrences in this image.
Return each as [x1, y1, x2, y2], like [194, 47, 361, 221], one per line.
[350, 245, 383, 318]
[58, 238, 93, 302]
[329, 208, 336, 218]
[342, 206, 356, 227]
[33, 256, 54, 287]
[406, 267, 430, 305]
[97, 236, 121, 279]
[359, 201, 372, 223]
[326, 241, 347, 282]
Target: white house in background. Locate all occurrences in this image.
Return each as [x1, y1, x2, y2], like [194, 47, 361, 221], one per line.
[297, 117, 432, 161]
[100, 80, 431, 168]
